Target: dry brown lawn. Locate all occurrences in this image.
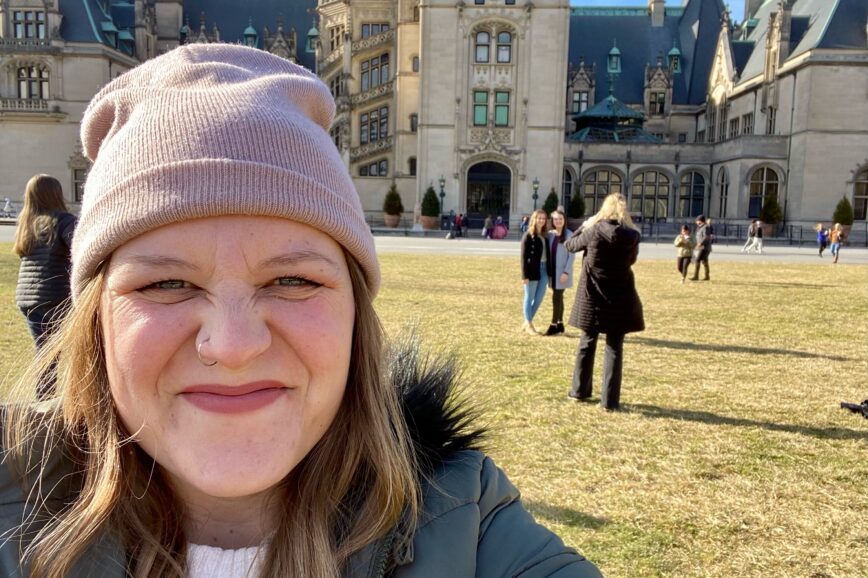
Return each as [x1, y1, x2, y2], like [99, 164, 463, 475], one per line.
[0, 244, 865, 577]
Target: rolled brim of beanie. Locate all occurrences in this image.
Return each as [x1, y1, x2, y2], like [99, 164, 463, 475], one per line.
[71, 159, 380, 297]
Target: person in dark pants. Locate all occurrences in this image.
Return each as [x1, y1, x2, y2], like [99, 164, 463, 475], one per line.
[690, 214, 712, 281]
[564, 193, 644, 410]
[544, 209, 575, 335]
[14, 175, 77, 346]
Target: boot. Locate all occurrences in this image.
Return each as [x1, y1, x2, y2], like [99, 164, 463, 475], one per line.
[556, 322, 565, 334]
[544, 324, 559, 336]
[702, 262, 710, 281]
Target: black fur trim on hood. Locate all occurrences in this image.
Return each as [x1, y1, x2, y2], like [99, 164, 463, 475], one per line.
[386, 332, 486, 477]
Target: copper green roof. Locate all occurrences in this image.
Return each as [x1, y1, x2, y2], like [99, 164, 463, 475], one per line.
[574, 94, 645, 122]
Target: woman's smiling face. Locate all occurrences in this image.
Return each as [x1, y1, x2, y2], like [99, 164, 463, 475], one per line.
[100, 216, 355, 504]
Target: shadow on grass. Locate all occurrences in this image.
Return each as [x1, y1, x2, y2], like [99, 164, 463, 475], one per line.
[523, 500, 609, 530]
[719, 280, 828, 289]
[628, 403, 867, 442]
[630, 337, 849, 361]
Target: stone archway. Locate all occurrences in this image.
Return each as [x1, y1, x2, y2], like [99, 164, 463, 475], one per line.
[466, 161, 511, 221]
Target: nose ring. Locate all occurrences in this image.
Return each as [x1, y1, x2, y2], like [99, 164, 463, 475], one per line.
[197, 339, 218, 367]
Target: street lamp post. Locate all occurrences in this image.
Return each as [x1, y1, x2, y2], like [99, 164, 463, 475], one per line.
[532, 177, 540, 210]
[438, 175, 446, 215]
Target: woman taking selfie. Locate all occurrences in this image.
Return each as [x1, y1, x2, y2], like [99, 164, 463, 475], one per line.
[0, 45, 601, 578]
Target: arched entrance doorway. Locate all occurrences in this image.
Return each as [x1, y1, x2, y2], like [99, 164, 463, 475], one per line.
[466, 161, 511, 222]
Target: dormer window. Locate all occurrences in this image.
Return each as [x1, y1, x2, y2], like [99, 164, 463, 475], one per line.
[13, 11, 46, 39]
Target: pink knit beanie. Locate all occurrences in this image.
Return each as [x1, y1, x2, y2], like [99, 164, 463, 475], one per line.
[73, 43, 379, 298]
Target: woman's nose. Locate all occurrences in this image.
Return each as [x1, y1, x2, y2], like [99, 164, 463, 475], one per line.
[197, 300, 272, 370]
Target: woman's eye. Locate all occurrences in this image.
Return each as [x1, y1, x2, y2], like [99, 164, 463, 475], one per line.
[273, 276, 318, 288]
[142, 279, 189, 291]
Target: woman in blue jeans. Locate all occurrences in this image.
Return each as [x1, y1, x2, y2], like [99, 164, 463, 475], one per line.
[520, 209, 550, 335]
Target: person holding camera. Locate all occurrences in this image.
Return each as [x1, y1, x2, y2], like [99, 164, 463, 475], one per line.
[673, 225, 695, 284]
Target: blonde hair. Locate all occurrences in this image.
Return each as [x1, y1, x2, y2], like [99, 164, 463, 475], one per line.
[5, 253, 419, 578]
[13, 175, 69, 257]
[582, 192, 637, 231]
[814, 223, 824, 232]
[527, 209, 548, 237]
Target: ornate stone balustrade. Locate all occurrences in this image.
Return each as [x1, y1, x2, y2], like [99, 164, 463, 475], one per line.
[350, 80, 393, 107]
[0, 38, 54, 52]
[0, 98, 49, 112]
[351, 29, 394, 53]
[319, 47, 342, 75]
[350, 135, 393, 162]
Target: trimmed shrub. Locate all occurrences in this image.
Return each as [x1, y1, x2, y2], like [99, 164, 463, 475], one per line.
[832, 196, 854, 225]
[759, 193, 783, 224]
[542, 187, 559, 215]
[383, 183, 404, 215]
[421, 186, 440, 217]
[567, 189, 585, 219]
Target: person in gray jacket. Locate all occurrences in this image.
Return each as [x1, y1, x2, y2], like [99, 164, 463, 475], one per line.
[544, 209, 576, 335]
[13, 174, 76, 348]
[0, 45, 602, 578]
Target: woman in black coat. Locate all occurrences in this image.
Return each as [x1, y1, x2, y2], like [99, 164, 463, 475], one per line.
[564, 193, 644, 410]
[520, 209, 551, 335]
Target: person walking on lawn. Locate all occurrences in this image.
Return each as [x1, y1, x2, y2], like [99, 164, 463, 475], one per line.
[674, 225, 695, 284]
[690, 215, 712, 281]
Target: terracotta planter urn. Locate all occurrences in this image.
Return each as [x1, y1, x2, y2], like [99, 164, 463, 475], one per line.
[420, 215, 439, 230]
[760, 223, 776, 238]
[383, 213, 400, 228]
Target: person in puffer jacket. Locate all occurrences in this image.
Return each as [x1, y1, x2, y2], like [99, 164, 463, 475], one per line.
[13, 174, 76, 348]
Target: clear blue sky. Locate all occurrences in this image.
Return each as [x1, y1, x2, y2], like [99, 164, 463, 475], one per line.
[569, 1, 745, 24]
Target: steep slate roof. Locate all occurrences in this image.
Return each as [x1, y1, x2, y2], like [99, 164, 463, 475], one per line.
[183, 0, 317, 72]
[737, 0, 867, 81]
[568, 0, 726, 107]
[58, 0, 138, 55]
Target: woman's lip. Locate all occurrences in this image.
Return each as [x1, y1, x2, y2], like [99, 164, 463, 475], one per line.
[181, 381, 286, 396]
[179, 381, 289, 414]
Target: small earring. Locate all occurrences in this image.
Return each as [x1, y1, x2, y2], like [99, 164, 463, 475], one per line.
[197, 339, 217, 367]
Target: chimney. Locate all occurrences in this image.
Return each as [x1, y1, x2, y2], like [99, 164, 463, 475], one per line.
[649, 0, 665, 27]
[777, 0, 794, 64]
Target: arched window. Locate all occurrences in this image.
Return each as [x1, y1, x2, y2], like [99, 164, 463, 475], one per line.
[717, 168, 729, 218]
[678, 171, 705, 218]
[475, 31, 490, 63]
[748, 167, 778, 218]
[408, 157, 417, 176]
[496, 31, 512, 63]
[631, 170, 670, 221]
[854, 169, 868, 221]
[18, 66, 49, 99]
[562, 168, 574, 206]
[582, 169, 622, 216]
[411, 55, 420, 72]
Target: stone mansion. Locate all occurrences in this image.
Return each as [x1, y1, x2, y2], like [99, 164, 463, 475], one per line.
[0, 0, 866, 228]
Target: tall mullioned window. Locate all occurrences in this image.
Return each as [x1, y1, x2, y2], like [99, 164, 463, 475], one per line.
[360, 54, 389, 92]
[717, 169, 729, 217]
[13, 11, 45, 39]
[473, 91, 488, 126]
[475, 32, 490, 63]
[678, 171, 705, 218]
[359, 106, 389, 144]
[328, 26, 344, 52]
[18, 66, 49, 99]
[854, 169, 868, 220]
[73, 169, 88, 203]
[742, 113, 753, 135]
[361, 23, 389, 39]
[496, 32, 512, 63]
[494, 91, 509, 126]
[650, 91, 665, 115]
[631, 170, 670, 221]
[583, 170, 622, 216]
[748, 167, 778, 218]
[766, 107, 776, 134]
[729, 118, 740, 140]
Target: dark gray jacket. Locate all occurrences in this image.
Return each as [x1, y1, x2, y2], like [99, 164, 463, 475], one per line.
[15, 212, 77, 310]
[0, 342, 603, 578]
[694, 223, 712, 254]
[565, 220, 644, 336]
